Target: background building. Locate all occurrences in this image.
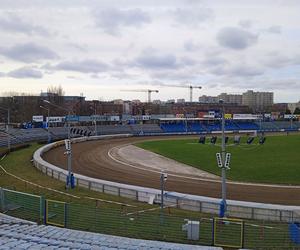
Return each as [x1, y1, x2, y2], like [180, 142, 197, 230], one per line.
[242, 90, 273, 112]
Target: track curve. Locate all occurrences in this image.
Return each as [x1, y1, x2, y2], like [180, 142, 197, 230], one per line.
[42, 136, 300, 205]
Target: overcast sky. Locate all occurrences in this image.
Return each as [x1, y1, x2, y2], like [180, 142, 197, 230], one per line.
[0, 0, 300, 102]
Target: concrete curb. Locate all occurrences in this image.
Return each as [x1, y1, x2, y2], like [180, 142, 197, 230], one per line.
[33, 134, 300, 222]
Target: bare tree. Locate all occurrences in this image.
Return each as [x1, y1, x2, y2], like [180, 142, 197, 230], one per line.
[47, 85, 65, 96]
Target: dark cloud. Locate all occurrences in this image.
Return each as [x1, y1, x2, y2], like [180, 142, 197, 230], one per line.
[92, 8, 151, 35]
[210, 64, 264, 77]
[135, 53, 178, 70]
[0, 13, 50, 36]
[184, 40, 201, 51]
[0, 43, 58, 62]
[172, 7, 214, 26]
[7, 67, 43, 79]
[216, 27, 258, 50]
[51, 59, 109, 73]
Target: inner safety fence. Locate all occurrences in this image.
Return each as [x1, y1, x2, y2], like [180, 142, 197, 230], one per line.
[0, 188, 300, 249]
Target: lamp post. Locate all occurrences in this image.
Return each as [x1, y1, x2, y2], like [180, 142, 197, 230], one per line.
[160, 170, 167, 223]
[0, 107, 10, 152]
[219, 99, 227, 216]
[40, 105, 51, 143]
[43, 100, 73, 189]
[93, 102, 97, 136]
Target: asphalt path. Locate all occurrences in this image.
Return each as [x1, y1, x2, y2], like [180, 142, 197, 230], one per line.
[42, 136, 300, 206]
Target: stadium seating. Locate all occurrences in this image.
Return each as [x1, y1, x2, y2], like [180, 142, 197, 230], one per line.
[0, 214, 213, 250]
[130, 124, 163, 134]
[273, 121, 298, 130]
[160, 123, 186, 133]
[224, 121, 240, 131]
[205, 123, 221, 132]
[255, 121, 278, 131]
[235, 122, 259, 130]
[188, 123, 207, 132]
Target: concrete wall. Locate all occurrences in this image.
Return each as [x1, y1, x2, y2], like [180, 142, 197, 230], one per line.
[33, 134, 300, 222]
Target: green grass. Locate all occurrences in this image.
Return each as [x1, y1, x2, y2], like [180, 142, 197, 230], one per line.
[0, 143, 150, 208]
[0, 143, 297, 248]
[136, 135, 300, 185]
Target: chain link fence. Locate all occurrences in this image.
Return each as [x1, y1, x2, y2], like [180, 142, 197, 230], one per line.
[0, 188, 299, 249]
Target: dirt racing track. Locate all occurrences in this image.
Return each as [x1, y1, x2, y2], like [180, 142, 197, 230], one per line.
[42, 135, 300, 206]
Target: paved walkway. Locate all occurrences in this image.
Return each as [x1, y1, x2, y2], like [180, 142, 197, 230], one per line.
[0, 213, 222, 250]
[113, 144, 219, 179]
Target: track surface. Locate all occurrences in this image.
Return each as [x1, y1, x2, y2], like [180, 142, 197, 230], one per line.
[43, 136, 300, 206]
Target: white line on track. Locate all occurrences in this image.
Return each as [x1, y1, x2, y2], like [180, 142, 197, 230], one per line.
[107, 144, 300, 189]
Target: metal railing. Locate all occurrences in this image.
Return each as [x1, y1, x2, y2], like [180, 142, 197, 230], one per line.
[0, 188, 298, 249]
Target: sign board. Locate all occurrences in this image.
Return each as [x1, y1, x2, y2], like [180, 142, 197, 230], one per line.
[142, 115, 151, 121]
[65, 115, 79, 122]
[47, 116, 64, 123]
[176, 114, 185, 118]
[225, 153, 231, 169]
[216, 153, 223, 168]
[284, 114, 297, 119]
[64, 139, 71, 151]
[224, 114, 232, 119]
[109, 116, 120, 121]
[203, 115, 215, 119]
[233, 114, 261, 120]
[32, 115, 43, 122]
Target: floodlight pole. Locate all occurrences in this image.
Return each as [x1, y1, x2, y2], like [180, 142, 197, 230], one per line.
[160, 170, 167, 223]
[220, 100, 227, 214]
[67, 110, 72, 189]
[40, 105, 51, 143]
[0, 107, 10, 152]
[94, 102, 97, 136]
[43, 100, 73, 189]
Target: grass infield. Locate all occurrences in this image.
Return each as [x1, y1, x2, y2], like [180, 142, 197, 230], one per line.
[136, 135, 300, 185]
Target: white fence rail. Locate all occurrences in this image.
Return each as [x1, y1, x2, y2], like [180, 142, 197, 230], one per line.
[33, 134, 300, 222]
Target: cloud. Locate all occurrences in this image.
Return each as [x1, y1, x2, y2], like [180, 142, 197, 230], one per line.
[184, 40, 201, 51]
[51, 59, 109, 73]
[265, 25, 282, 34]
[0, 43, 58, 62]
[0, 13, 50, 36]
[92, 8, 151, 35]
[238, 20, 253, 29]
[0, 72, 5, 77]
[7, 67, 43, 79]
[172, 7, 214, 26]
[210, 63, 264, 77]
[216, 27, 258, 50]
[134, 52, 178, 70]
[261, 52, 300, 69]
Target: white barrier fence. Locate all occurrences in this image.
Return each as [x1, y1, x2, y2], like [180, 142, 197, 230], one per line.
[33, 134, 300, 222]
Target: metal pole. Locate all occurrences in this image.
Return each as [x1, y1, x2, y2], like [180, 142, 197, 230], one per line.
[190, 86, 192, 102]
[160, 171, 164, 223]
[47, 108, 51, 143]
[67, 111, 72, 189]
[148, 90, 151, 103]
[221, 101, 227, 214]
[94, 103, 97, 136]
[7, 109, 10, 152]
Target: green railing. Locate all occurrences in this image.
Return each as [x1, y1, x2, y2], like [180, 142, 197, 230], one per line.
[0, 188, 297, 249]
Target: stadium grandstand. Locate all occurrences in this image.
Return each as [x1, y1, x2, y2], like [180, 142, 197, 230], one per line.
[0, 114, 299, 148]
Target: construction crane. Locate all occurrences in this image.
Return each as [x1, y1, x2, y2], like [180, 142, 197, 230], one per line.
[121, 89, 159, 103]
[164, 84, 202, 102]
